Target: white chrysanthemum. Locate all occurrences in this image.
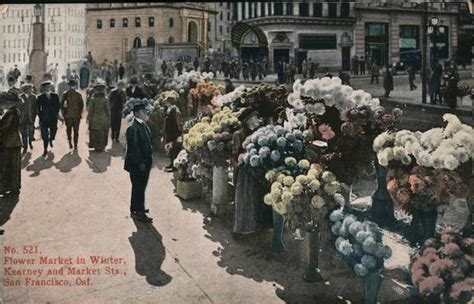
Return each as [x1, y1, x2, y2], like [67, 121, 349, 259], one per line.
[373, 132, 394, 152]
[443, 154, 460, 171]
[442, 113, 463, 137]
[420, 128, 444, 150]
[377, 147, 393, 166]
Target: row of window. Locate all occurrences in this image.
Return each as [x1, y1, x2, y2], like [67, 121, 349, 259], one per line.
[3, 53, 27, 64]
[1, 7, 83, 19]
[209, 24, 230, 36]
[1, 9, 30, 19]
[97, 17, 173, 29]
[2, 49, 81, 64]
[3, 39, 28, 49]
[3, 24, 30, 34]
[2, 35, 82, 49]
[237, 2, 351, 19]
[218, 11, 231, 22]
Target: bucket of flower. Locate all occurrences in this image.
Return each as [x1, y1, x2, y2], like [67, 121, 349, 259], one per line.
[173, 150, 202, 201]
[373, 114, 473, 246]
[263, 157, 349, 282]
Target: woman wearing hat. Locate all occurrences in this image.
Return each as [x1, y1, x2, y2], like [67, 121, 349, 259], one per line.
[0, 104, 22, 195]
[232, 108, 272, 235]
[87, 82, 110, 151]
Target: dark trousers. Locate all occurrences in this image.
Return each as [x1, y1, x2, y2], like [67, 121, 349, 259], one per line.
[130, 170, 150, 213]
[371, 75, 379, 84]
[111, 111, 122, 140]
[409, 78, 417, 90]
[65, 118, 80, 145]
[19, 124, 31, 149]
[40, 124, 57, 150]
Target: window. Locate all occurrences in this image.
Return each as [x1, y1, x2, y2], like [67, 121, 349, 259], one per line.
[314, 3, 322, 17]
[133, 37, 142, 48]
[54, 49, 56, 58]
[328, 1, 337, 18]
[299, 3, 309, 17]
[168, 36, 174, 43]
[341, 0, 351, 18]
[135, 17, 141, 27]
[54, 37, 56, 45]
[285, 2, 293, 15]
[97, 19, 102, 29]
[299, 34, 337, 50]
[169, 18, 173, 27]
[123, 18, 128, 27]
[149, 17, 154, 27]
[110, 18, 115, 28]
[366, 23, 387, 37]
[399, 25, 420, 52]
[220, 12, 223, 21]
[227, 12, 231, 21]
[226, 26, 230, 33]
[147, 37, 155, 47]
[219, 25, 223, 35]
[274, 3, 283, 15]
[219, 2, 223, 6]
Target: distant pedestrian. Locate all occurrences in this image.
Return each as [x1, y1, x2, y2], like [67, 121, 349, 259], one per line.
[445, 69, 459, 109]
[109, 80, 127, 142]
[383, 64, 394, 98]
[79, 62, 90, 90]
[193, 57, 199, 71]
[359, 56, 366, 75]
[37, 80, 60, 157]
[119, 63, 125, 80]
[19, 84, 34, 153]
[11, 64, 21, 81]
[161, 60, 168, 75]
[242, 62, 249, 81]
[0, 104, 22, 195]
[308, 58, 316, 79]
[351, 55, 359, 76]
[124, 102, 153, 223]
[52, 63, 59, 84]
[56, 75, 69, 100]
[407, 65, 417, 91]
[339, 70, 350, 85]
[126, 77, 146, 99]
[87, 82, 110, 151]
[224, 78, 235, 94]
[61, 79, 84, 150]
[250, 60, 257, 82]
[370, 63, 379, 84]
[66, 63, 72, 82]
[21, 82, 37, 148]
[302, 59, 308, 79]
[176, 60, 183, 76]
[323, 67, 333, 79]
[86, 51, 94, 67]
[71, 70, 79, 88]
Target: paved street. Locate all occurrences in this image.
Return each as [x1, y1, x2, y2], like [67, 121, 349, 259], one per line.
[0, 111, 382, 304]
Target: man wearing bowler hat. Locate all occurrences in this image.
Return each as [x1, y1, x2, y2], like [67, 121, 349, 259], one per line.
[18, 83, 35, 153]
[61, 79, 84, 150]
[37, 80, 60, 157]
[124, 101, 153, 223]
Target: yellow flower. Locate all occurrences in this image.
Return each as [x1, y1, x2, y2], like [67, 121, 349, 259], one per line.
[298, 159, 310, 170]
[271, 181, 283, 191]
[273, 202, 288, 215]
[324, 181, 341, 196]
[265, 170, 277, 182]
[308, 179, 321, 191]
[281, 191, 293, 204]
[285, 157, 297, 165]
[290, 182, 303, 195]
[310, 163, 322, 171]
[321, 171, 337, 183]
[276, 174, 286, 183]
[283, 176, 295, 187]
[311, 195, 326, 209]
[296, 175, 308, 185]
[264, 194, 273, 206]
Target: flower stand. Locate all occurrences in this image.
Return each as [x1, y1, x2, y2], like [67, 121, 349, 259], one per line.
[368, 160, 398, 229]
[176, 179, 202, 201]
[272, 209, 286, 253]
[211, 166, 229, 216]
[405, 208, 438, 246]
[364, 270, 382, 304]
[303, 226, 323, 282]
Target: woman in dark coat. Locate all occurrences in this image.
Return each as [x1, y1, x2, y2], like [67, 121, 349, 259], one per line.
[232, 108, 272, 235]
[87, 83, 110, 151]
[0, 105, 22, 195]
[163, 106, 182, 172]
[430, 63, 443, 105]
[383, 64, 394, 98]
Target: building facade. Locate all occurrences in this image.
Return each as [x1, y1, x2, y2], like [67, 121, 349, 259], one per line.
[85, 3, 214, 66]
[206, 2, 234, 55]
[0, 4, 86, 79]
[231, 1, 356, 72]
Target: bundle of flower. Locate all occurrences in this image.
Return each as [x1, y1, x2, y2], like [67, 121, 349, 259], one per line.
[373, 114, 473, 170]
[234, 84, 288, 118]
[173, 149, 193, 181]
[264, 160, 346, 230]
[121, 98, 154, 118]
[410, 227, 473, 303]
[329, 209, 392, 278]
[385, 165, 469, 214]
[457, 81, 472, 97]
[165, 71, 214, 93]
[241, 125, 308, 171]
[182, 107, 241, 168]
[154, 90, 180, 110]
[189, 80, 224, 108]
[210, 85, 246, 108]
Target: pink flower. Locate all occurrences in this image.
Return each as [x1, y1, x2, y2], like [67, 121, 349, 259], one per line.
[318, 124, 336, 141]
[428, 259, 455, 276]
[450, 280, 472, 302]
[418, 276, 445, 296]
[439, 243, 463, 258]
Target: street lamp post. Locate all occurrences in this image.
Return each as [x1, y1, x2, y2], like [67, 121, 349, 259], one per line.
[29, 3, 47, 90]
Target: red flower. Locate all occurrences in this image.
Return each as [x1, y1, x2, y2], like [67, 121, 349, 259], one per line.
[418, 276, 445, 295]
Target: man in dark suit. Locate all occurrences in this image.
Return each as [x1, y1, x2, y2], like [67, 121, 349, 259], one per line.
[37, 80, 60, 157]
[126, 77, 145, 99]
[124, 103, 153, 223]
[109, 80, 127, 142]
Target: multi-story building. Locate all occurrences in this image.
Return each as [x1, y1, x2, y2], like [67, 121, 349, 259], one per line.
[0, 4, 86, 79]
[207, 2, 234, 55]
[231, 1, 472, 72]
[85, 3, 215, 68]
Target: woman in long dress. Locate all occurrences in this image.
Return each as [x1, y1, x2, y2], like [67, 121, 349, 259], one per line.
[232, 108, 272, 235]
[87, 83, 110, 151]
[0, 105, 22, 195]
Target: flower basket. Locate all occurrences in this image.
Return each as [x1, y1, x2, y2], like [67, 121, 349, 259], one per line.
[176, 179, 202, 201]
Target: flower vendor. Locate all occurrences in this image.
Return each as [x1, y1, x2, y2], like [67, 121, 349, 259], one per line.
[164, 105, 183, 172]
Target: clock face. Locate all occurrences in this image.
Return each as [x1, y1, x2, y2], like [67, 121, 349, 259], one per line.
[437, 198, 470, 229]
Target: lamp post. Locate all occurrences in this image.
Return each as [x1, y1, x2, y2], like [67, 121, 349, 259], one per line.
[428, 16, 445, 69]
[29, 3, 47, 90]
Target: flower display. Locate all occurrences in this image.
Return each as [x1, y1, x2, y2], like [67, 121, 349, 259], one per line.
[121, 98, 154, 118]
[234, 84, 288, 118]
[373, 114, 474, 170]
[242, 125, 305, 171]
[410, 228, 473, 303]
[165, 71, 215, 92]
[173, 149, 194, 181]
[457, 81, 472, 97]
[154, 90, 180, 109]
[189, 80, 224, 108]
[330, 209, 392, 278]
[210, 85, 246, 108]
[263, 159, 346, 231]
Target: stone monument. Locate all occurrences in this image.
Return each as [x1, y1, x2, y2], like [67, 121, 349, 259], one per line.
[29, 4, 47, 91]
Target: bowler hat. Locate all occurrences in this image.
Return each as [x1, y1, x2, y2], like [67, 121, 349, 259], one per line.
[41, 80, 53, 86]
[133, 103, 147, 112]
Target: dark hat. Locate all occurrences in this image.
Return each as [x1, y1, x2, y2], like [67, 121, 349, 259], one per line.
[238, 107, 258, 123]
[68, 79, 77, 86]
[133, 103, 147, 112]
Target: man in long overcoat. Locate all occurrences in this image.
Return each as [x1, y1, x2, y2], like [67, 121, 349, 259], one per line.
[61, 79, 84, 150]
[109, 80, 127, 142]
[79, 62, 91, 90]
[37, 80, 60, 156]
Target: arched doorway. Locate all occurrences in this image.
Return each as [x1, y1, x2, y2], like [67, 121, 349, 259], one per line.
[231, 22, 268, 64]
[146, 37, 155, 48]
[133, 37, 142, 48]
[188, 21, 198, 43]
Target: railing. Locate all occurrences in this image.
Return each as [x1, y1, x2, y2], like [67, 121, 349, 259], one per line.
[355, 2, 460, 13]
